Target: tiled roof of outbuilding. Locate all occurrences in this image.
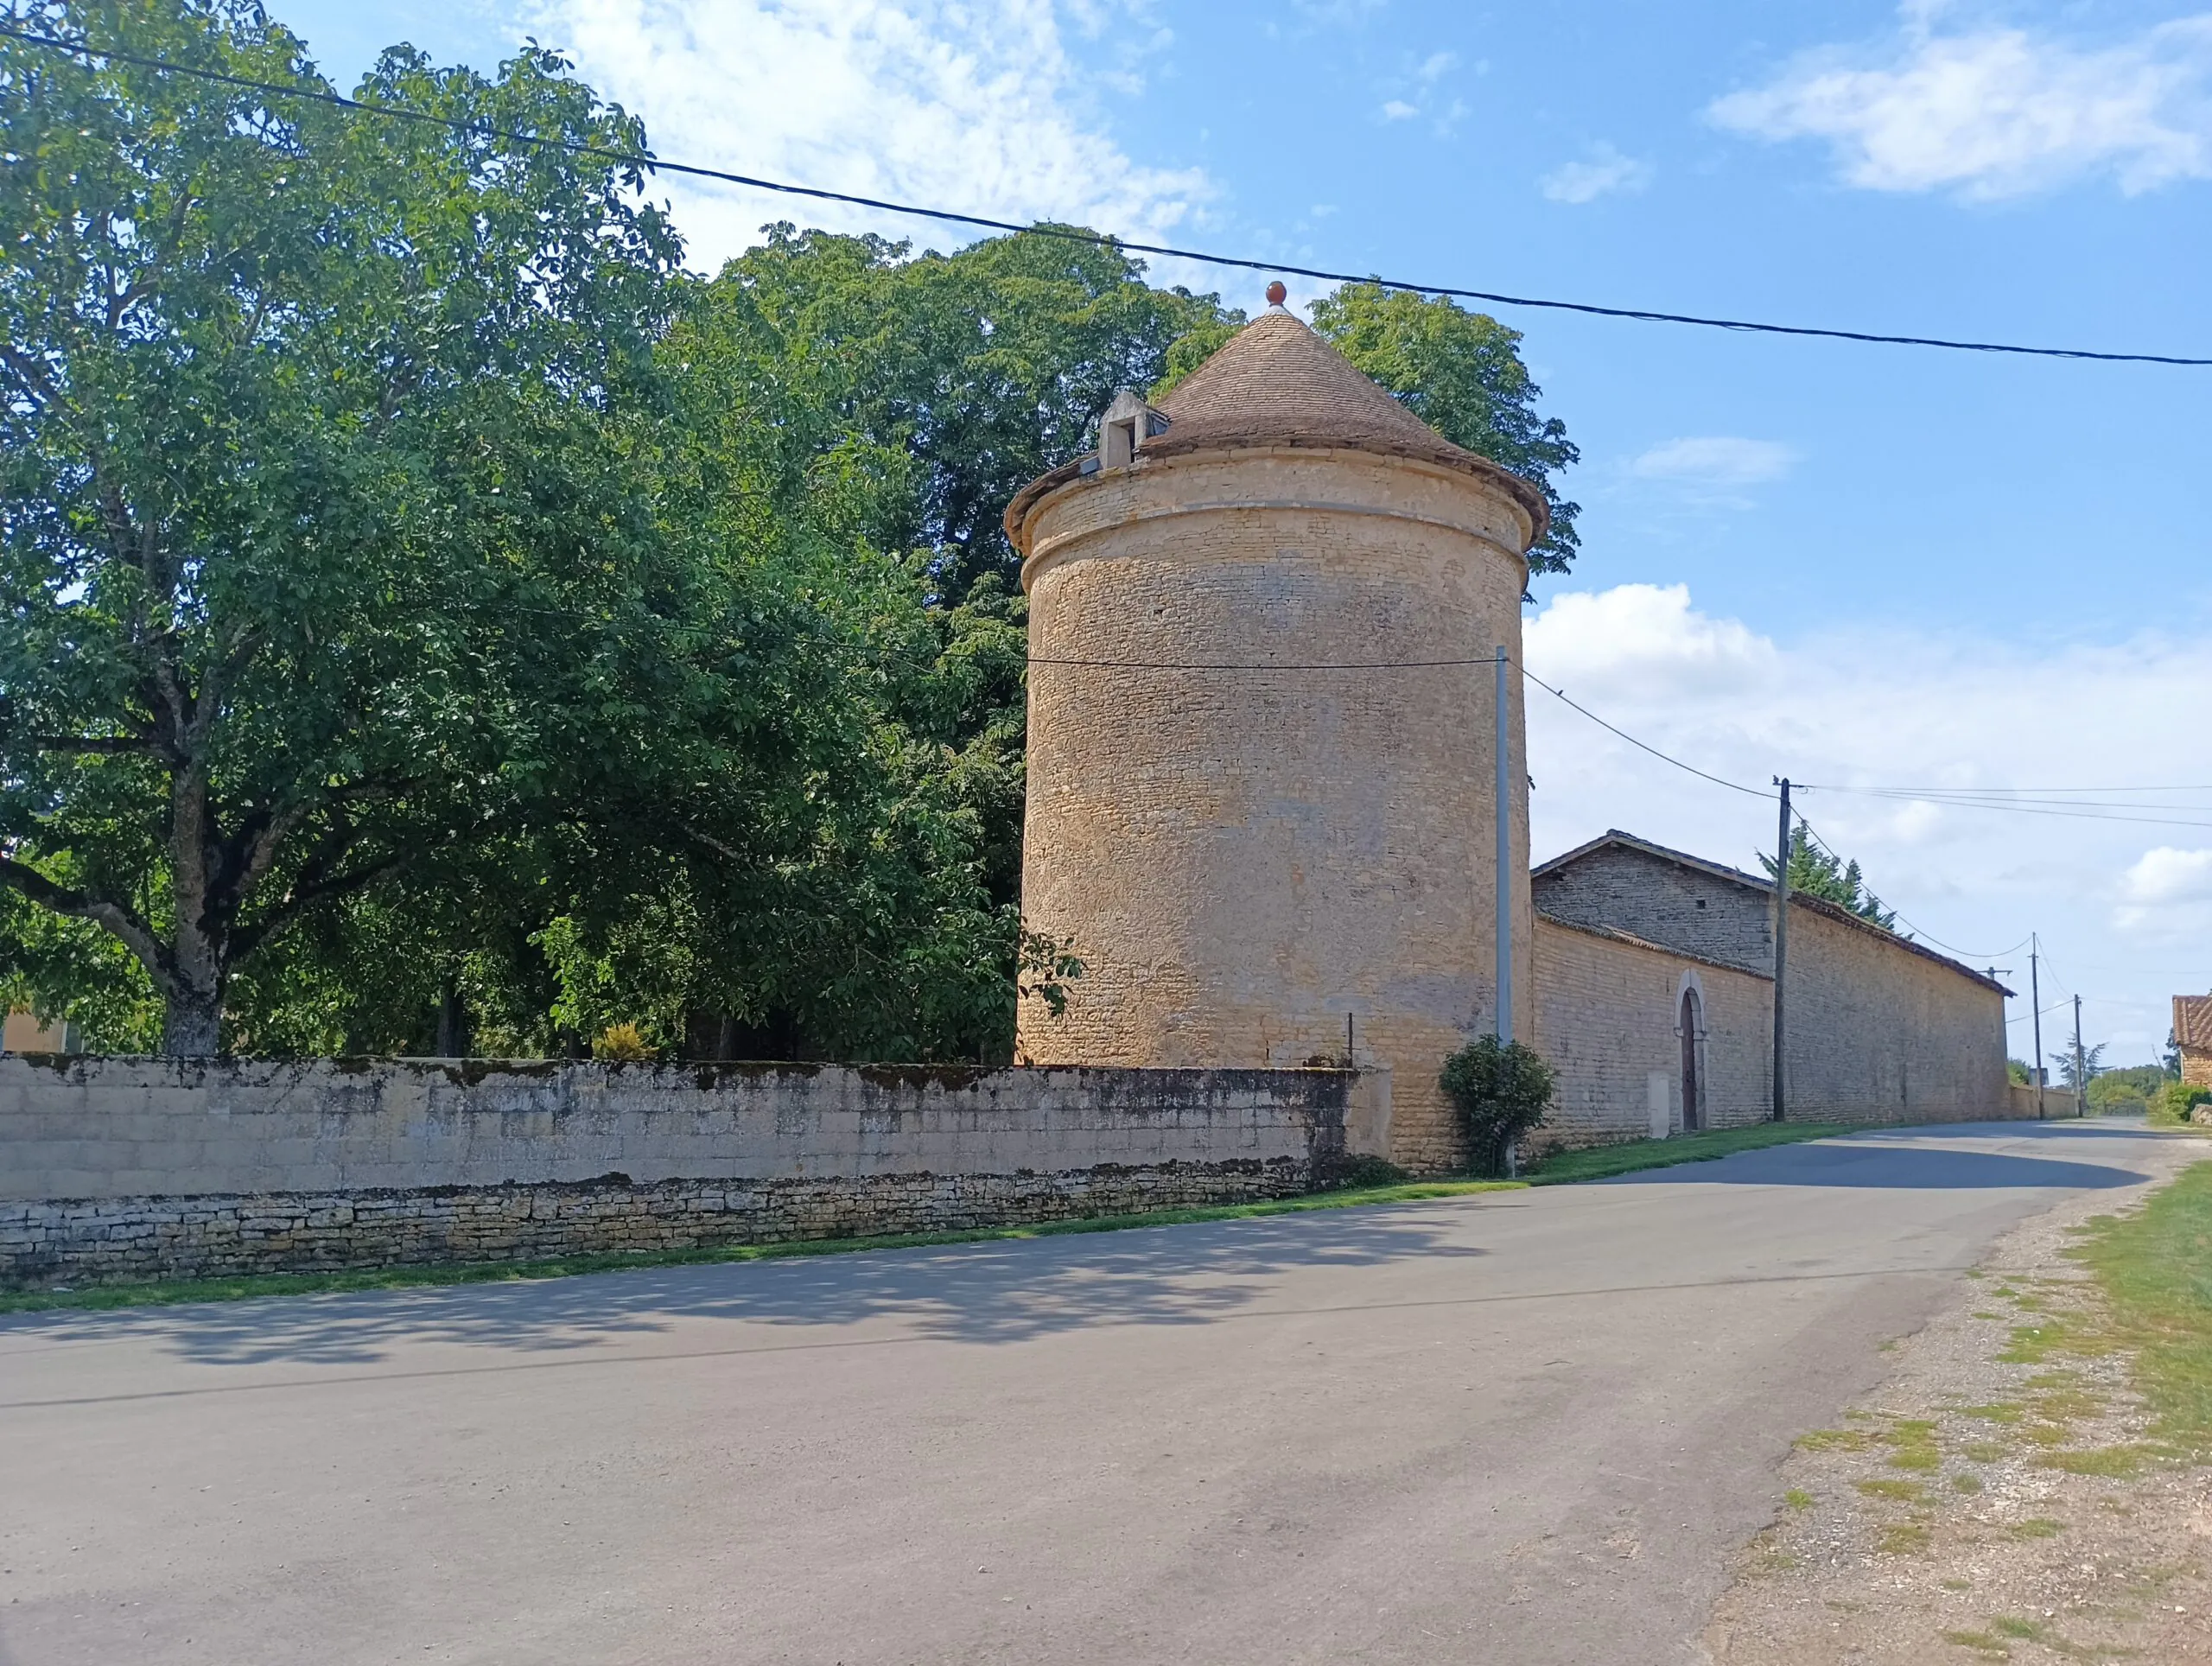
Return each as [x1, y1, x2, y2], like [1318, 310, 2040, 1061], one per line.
[2177, 994, 2212, 1051]
[1532, 828, 2015, 996]
[1002, 308, 1548, 554]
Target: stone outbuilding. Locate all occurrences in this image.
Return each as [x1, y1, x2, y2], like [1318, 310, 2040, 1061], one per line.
[1534, 831, 2012, 1138]
[1005, 305, 1547, 1170]
[2176, 994, 2212, 1088]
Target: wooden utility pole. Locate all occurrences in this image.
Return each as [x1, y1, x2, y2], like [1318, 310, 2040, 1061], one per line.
[2073, 994, 2087, 1119]
[2030, 935, 2045, 1118]
[1771, 779, 1791, 1122]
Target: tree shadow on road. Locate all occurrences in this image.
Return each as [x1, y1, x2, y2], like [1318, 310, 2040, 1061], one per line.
[1609, 1139, 2150, 1192]
[0, 1201, 1497, 1371]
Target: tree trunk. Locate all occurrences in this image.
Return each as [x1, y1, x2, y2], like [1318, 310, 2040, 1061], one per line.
[435, 980, 467, 1059]
[162, 985, 223, 1057]
[163, 761, 227, 1058]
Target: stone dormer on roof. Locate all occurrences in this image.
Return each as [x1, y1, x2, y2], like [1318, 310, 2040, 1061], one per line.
[1004, 305, 1548, 552]
[1086, 387, 1171, 472]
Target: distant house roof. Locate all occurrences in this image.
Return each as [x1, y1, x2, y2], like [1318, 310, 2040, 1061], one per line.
[1003, 308, 1548, 556]
[1533, 828, 2015, 997]
[2177, 994, 2212, 1052]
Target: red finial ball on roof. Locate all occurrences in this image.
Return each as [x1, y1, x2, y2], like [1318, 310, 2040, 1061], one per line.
[1265, 280, 1287, 307]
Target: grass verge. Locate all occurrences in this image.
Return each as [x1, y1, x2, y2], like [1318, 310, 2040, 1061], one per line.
[2075, 1157, 2212, 1457]
[3, 1120, 1878, 1317]
[1524, 1122, 1851, 1185]
[0, 1178, 1522, 1317]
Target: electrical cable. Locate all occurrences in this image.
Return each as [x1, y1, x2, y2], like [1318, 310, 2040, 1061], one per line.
[1515, 665, 1773, 799]
[5, 19, 2210, 368]
[1830, 790, 2212, 813]
[1788, 808, 2028, 964]
[1797, 784, 2212, 833]
[1821, 783, 2212, 797]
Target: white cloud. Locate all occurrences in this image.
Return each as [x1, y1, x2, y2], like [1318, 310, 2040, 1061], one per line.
[2118, 848, 2212, 942]
[1539, 141, 1654, 204]
[524, 0, 1212, 273]
[1380, 99, 1420, 121]
[1522, 582, 2212, 1064]
[1628, 436, 1800, 487]
[1709, 7, 2212, 199]
[1525, 583, 1778, 696]
[1417, 51, 1457, 84]
[2121, 847, 2212, 904]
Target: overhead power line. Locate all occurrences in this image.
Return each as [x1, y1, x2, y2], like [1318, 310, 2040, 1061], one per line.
[1834, 783, 2212, 797]
[1021, 643, 1774, 799]
[1799, 783, 2212, 832]
[5, 20, 2210, 368]
[1788, 809, 2024, 963]
[1515, 667, 1771, 800]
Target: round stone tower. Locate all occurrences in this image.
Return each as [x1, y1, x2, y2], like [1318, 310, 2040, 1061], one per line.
[1005, 307, 1547, 1171]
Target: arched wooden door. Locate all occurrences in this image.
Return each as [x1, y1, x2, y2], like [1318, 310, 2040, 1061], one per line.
[1680, 989, 1703, 1132]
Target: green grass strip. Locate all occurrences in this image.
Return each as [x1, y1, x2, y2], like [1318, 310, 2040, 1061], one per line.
[0, 1179, 1522, 1316]
[1523, 1122, 1851, 1185]
[2075, 1158, 2212, 1456]
[3, 1122, 1876, 1317]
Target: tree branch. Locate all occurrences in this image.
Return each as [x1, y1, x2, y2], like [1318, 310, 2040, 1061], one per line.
[0, 855, 176, 991]
[0, 341, 61, 409]
[228, 852, 405, 961]
[226, 779, 396, 914]
[20, 734, 154, 755]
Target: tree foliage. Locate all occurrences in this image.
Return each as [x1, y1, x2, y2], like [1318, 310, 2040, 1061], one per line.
[2054, 1040, 2107, 1092]
[1306, 283, 1581, 577]
[1759, 825, 1898, 931]
[717, 225, 1237, 602]
[0, 3, 689, 1051]
[2087, 1064, 2169, 1116]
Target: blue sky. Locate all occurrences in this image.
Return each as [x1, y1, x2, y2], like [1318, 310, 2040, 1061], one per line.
[283, 0, 2211, 1065]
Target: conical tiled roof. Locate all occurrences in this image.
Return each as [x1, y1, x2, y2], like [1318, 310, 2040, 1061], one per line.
[1146, 310, 1475, 468]
[1004, 308, 1548, 553]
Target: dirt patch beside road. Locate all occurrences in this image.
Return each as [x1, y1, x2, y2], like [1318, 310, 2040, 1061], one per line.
[1707, 1129, 2212, 1664]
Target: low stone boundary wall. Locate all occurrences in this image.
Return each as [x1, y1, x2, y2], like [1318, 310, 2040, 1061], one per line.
[1, 1057, 1372, 1288]
[2007, 1084, 2075, 1120]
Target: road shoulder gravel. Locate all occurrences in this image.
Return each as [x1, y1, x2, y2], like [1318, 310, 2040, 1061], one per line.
[1704, 1125, 2212, 1665]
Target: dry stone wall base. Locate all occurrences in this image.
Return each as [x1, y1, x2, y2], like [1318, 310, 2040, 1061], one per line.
[0, 1056, 1349, 1288]
[0, 1160, 1312, 1290]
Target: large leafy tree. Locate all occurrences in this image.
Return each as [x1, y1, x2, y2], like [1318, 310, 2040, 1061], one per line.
[0, 3, 691, 1052]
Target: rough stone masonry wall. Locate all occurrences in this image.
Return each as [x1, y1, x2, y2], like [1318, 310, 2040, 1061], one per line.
[1532, 915, 1774, 1149]
[1532, 843, 1774, 974]
[1785, 904, 2011, 1124]
[1533, 843, 2014, 1129]
[0, 1058, 1357, 1288]
[2183, 1047, 2212, 1091]
[1014, 446, 1536, 1174]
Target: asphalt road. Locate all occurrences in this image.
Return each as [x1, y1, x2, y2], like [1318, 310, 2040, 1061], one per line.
[0, 1120, 2182, 1666]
